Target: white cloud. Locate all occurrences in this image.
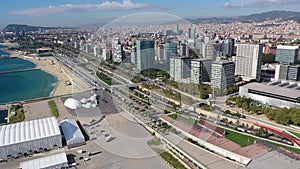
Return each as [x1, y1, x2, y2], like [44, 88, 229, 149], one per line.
[10, 0, 164, 16]
[224, 0, 300, 8]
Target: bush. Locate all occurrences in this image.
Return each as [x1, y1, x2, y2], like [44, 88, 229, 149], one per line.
[168, 114, 178, 120]
[48, 100, 59, 118]
[200, 103, 211, 111]
[160, 152, 186, 169]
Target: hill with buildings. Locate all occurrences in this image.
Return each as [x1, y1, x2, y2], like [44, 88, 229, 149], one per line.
[188, 10, 300, 24]
[2, 24, 69, 33]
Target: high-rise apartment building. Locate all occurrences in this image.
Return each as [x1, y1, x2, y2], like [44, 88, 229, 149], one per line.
[131, 46, 137, 64]
[190, 59, 211, 84]
[112, 44, 124, 63]
[223, 38, 235, 57]
[235, 44, 263, 81]
[179, 43, 188, 56]
[274, 64, 289, 80]
[275, 64, 300, 81]
[202, 43, 215, 59]
[211, 61, 235, 91]
[93, 45, 101, 57]
[85, 43, 93, 53]
[137, 40, 155, 71]
[157, 44, 164, 63]
[275, 45, 299, 64]
[170, 57, 191, 82]
[164, 43, 177, 63]
[188, 26, 196, 39]
[287, 65, 300, 81]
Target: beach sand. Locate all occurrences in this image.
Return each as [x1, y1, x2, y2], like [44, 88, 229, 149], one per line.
[11, 51, 91, 96]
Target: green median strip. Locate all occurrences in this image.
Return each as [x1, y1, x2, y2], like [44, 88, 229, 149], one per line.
[160, 152, 187, 169]
[48, 100, 59, 118]
[220, 127, 300, 154]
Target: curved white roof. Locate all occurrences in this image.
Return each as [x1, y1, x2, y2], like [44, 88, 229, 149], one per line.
[64, 98, 82, 109]
[80, 98, 87, 104]
[20, 152, 67, 169]
[0, 117, 60, 147]
[83, 102, 92, 108]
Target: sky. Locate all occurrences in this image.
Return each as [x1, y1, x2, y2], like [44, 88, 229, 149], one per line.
[1, 0, 300, 28]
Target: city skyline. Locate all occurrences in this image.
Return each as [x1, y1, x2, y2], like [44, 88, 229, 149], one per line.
[2, 0, 300, 28]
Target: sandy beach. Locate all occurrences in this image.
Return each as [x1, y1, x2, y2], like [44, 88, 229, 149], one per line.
[9, 50, 92, 96]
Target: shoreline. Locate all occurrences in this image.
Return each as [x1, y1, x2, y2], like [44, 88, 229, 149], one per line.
[4, 49, 91, 97]
[21, 54, 91, 96]
[0, 41, 92, 98]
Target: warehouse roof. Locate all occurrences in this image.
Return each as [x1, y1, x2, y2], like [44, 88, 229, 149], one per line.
[0, 117, 61, 147]
[243, 82, 300, 99]
[60, 119, 84, 144]
[20, 152, 68, 169]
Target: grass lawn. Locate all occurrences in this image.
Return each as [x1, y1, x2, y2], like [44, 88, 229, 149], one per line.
[160, 152, 187, 169]
[221, 128, 300, 154]
[48, 100, 59, 118]
[96, 71, 112, 85]
[221, 128, 255, 147]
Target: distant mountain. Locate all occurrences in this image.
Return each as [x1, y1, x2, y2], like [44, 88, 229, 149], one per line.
[187, 11, 300, 24]
[2, 24, 70, 33]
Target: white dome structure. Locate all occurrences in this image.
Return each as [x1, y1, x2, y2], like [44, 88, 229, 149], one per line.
[83, 102, 92, 109]
[80, 98, 87, 104]
[64, 98, 82, 109]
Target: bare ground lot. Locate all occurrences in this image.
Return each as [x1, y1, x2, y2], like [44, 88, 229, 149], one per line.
[23, 100, 52, 121]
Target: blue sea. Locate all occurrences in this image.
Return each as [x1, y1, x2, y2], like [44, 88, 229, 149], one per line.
[0, 58, 36, 72]
[0, 50, 10, 57]
[0, 44, 10, 57]
[0, 50, 58, 104]
[0, 44, 7, 48]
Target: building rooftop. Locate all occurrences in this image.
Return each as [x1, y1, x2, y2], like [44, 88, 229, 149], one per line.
[60, 119, 84, 144]
[277, 45, 299, 50]
[243, 82, 300, 99]
[0, 117, 60, 147]
[191, 58, 212, 62]
[19, 152, 68, 169]
[212, 60, 234, 65]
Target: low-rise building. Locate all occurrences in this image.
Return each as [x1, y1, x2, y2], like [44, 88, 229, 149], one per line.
[20, 152, 68, 169]
[239, 81, 300, 108]
[60, 119, 85, 148]
[0, 117, 62, 160]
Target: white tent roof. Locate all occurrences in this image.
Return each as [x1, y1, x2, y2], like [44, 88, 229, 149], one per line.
[0, 117, 60, 147]
[83, 102, 92, 108]
[64, 98, 82, 109]
[20, 152, 68, 169]
[80, 98, 87, 104]
[60, 119, 84, 145]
